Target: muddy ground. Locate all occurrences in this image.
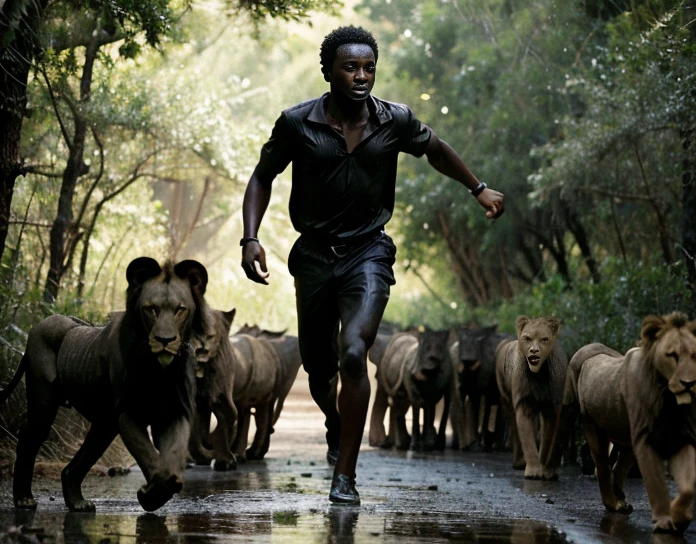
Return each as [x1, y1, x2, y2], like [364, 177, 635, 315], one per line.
[0, 371, 694, 543]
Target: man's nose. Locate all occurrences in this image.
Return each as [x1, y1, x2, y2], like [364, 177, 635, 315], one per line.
[355, 69, 368, 81]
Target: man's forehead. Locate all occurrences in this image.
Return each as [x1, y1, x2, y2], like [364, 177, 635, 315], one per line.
[335, 43, 375, 60]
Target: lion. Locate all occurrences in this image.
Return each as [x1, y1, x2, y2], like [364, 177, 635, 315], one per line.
[369, 329, 451, 451]
[188, 307, 239, 471]
[495, 315, 567, 480]
[190, 310, 302, 464]
[0, 257, 208, 512]
[449, 325, 512, 452]
[565, 312, 696, 534]
[228, 331, 302, 461]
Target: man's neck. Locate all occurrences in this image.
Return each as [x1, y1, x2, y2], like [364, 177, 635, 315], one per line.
[326, 92, 369, 124]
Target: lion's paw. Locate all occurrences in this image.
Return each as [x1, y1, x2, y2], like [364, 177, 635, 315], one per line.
[213, 458, 238, 471]
[542, 469, 558, 481]
[245, 449, 266, 461]
[652, 516, 677, 533]
[671, 497, 693, 533]
[137, 474, 183, 512]
[524, 465, 543, 480]
[614, 501, 633, 515]
[68, 499, 96, 513]
[14, 497, 37, 510]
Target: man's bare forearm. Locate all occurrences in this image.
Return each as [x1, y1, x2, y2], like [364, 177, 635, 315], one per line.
[243, 174, 273, 238]
[425, 135, 481, 191]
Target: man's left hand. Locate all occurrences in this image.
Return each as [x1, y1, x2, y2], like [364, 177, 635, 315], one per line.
[477, 188, 504, 219]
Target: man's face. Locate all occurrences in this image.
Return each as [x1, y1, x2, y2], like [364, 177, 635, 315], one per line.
[329, 43, 376, 101]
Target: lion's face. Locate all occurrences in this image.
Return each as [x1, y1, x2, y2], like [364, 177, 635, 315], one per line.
[127, 257, 208, 368]
[516, 316, 560, 374]
[642, 313, 696, 405]
[192, 308, 235, 378]
[140, 277, 195, 366]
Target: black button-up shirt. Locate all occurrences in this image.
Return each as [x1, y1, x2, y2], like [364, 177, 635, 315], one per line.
[253, 93, 432, 242]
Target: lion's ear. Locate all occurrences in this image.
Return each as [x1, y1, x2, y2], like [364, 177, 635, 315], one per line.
[126, 257, 162, 287]
[174, 260, 209, 296]
[545, 316, 561, 336]
[223, 309, 236, 331]
[515, 316, 529, 336]
[686, 320, 696, 337]
[640, 315, 665, 348]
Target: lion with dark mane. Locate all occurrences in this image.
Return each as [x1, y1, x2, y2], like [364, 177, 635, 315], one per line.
[564, 312, 696, 534]
[0, 257, 208, 513]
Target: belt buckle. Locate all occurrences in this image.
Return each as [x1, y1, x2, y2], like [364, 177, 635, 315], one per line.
[330, 244, 350, 258]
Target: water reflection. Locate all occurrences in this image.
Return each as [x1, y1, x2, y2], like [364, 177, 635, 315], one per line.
[599, 512, 690, 544]
[0, 510, 572, 544]
[382, 514, 567, 543]
[325, 506, 359, 544]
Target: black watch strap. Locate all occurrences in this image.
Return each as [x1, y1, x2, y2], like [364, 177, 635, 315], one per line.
[471, 182, 487, 197]
[240, 237, 260, 247]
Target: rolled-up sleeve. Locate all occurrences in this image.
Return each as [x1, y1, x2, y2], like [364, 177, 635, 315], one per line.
[398, 106, 432, 158]
[252, 113, 294, 184]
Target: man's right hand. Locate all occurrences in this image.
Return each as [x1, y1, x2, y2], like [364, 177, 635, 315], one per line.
[241, 241, 270, 285]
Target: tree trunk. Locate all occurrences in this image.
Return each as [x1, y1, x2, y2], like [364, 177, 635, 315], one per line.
[437, 211, 489, 306]
[682, 130, 696, 316]
[0, 0, 49, 277]
[42, 19, 100, 303]
[566, 207, 600, 283]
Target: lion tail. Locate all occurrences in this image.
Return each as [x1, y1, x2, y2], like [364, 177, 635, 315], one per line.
[0, 353, 27, 405]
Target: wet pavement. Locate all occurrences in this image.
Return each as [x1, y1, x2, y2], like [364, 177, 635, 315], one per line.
[0, 372, 695, 543]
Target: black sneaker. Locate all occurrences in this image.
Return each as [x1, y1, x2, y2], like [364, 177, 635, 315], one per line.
[326, 448, 339, 466]
[329, 473, 360, 506]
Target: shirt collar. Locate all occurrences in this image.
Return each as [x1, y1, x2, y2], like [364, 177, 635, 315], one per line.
[306, 93, 392, 127]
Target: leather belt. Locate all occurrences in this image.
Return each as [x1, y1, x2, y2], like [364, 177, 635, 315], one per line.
[317, 230, 384, 258]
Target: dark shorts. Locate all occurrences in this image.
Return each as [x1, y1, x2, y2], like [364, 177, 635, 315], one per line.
[288, 231, 397, 380]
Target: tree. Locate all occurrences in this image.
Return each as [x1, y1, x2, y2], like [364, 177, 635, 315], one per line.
[1, 0, 338, 303]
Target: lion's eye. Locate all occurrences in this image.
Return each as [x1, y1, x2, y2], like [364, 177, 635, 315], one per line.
[667, 352, 679, 361]
[206, 334, 216, 341]
[176, 305, 187, 314]
[143, 305, 158, 316]
[541, 338, 549, 343]
[522, 336, 531, 343]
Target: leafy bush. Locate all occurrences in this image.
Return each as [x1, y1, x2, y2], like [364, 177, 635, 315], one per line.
[472, 258, 692, 355]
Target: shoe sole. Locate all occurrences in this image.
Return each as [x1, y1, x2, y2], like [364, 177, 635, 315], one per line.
[329, 494, 360, 506]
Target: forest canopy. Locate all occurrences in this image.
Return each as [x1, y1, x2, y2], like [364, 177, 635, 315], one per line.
[0, 0, 694, 356]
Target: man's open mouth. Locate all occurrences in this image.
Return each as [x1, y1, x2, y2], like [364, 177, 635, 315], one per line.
[527, 355, 541, 366]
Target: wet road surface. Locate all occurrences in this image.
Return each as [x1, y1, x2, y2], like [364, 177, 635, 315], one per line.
[0, 372, 695, 543]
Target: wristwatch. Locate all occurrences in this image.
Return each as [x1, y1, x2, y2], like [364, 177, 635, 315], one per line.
[240, 237, 260, 247]
[471, 182, 487, 197]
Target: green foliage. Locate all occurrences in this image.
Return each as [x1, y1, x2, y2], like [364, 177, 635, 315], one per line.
[472, 257, 691, 354]
[229, 0, 340, 21]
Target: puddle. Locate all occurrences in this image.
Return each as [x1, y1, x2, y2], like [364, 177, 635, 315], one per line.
[0, 509, 568, 543]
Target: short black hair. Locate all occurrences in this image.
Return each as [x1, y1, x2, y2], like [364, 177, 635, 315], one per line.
[320, 26, 378, 75]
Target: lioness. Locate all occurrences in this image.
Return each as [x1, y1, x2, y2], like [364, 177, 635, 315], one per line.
[191, 310, 302, 464]
[189, 307, 238, 470]
[0, 257, 208, 512]
[495, 315, 567, 480]
[566, 312, 696, 534]
[369, 329, 450, 451]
